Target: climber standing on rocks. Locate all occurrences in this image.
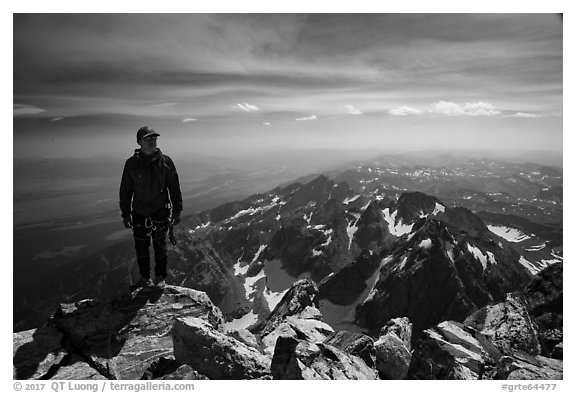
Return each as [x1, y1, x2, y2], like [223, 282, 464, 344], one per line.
[119, 126, 183, 289]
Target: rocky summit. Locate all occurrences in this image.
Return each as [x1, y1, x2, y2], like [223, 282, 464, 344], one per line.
[13, 265, 562, 380]
[13, 166, 563, 380]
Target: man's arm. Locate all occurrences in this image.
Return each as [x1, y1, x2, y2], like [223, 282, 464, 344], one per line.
[119, 160, 134, 220]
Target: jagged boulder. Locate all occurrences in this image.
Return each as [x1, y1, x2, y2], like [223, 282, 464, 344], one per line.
[464, 294, 541, 355]
[260, 314, 334, 356]
[52, 285, 224, 380]
[141, 357, 208, 380]
[374, 334, 411, 380]
[173, 317, 271, 379]
[252, 279, 334, 355]
[252, 279, 320, 335]
[271, 336, 378, 380]
[523, 263, 563, 357]
[497, 351, 562, 379]
[323, 331, 375, 368]
[374, 317, 413, 379]
[13, 326, 68, 380]
[551, 343, 563, 360]
[228, 329, 260, 349]
[409, 321, 502, 380]
[380, 317, 413, 349]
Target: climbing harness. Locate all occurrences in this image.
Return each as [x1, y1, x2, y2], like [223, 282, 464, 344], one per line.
[139, 203, 177, 245]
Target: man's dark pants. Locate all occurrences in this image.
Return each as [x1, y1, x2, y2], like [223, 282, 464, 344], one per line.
[132, 207, 170, 279]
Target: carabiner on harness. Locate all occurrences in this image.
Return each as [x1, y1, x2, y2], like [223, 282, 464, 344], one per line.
[144, 217, 157, 235]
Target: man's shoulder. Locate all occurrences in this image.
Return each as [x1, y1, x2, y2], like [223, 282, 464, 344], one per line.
[162, 154, 177, 167]
[124, 156, 137, 165]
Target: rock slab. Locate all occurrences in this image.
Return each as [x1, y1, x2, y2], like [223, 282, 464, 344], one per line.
[173, 317, 271, 379]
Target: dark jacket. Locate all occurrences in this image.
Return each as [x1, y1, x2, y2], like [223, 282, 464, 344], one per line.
[119, 149, 182, 219]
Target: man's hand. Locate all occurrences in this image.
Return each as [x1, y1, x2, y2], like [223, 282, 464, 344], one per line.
[123, 217, 133, 229]
[172, 213, 181, 226]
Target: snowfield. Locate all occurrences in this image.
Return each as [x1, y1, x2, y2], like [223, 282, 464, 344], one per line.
[487, 225, 531, 242]
[382, 208, 413, 236]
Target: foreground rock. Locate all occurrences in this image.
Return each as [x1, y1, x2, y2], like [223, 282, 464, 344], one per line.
[141, 357, 208, 380]
[262, 279, 377, 380]
[61, 286, 223, 379]
[523, 263, 563, 357]
[15, 286, 224, 380]
[14, 261, 562, 381]
[251, 279, 321, 336]
[271, 336, 378, 380]
[173, 317, 271, 379]
[464, 294, 541, 355]
[409, 320, 502, 379]
[374, 317, 413, 379]
[497, 351, 563, 379]
[323, 331, 375, 368]
[252, 279, 334, 355]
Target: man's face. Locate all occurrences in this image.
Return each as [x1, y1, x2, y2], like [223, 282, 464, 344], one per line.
[138, 135, 158, 150]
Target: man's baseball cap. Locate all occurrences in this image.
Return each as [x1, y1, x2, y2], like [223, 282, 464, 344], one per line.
[137, 126, 161, 140]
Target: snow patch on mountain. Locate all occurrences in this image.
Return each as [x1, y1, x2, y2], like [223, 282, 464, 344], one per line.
[263, 287, 289, 311]
[526, 244, 546, 252]
[190, 221, 211, 233]
[398, 255, 409, 270]
[360, 201, 372, 212]
[518, 256, 540, 275]
[419, 202, 446, 219]
[486, 251, 497, 265]
[252, 244, 267, 263]
[364, 256, 393, 302]
[228, 207, 259, 221]
[382, 208, 413, 236]
[227, 198, 285, 222]
[446, 248, 455, 263]
[466, 243, 494, 270]
[223, 310, 259, 332]
[244, 269, 266, 299]
[419, 238, 433, 249]
[487, 225, 532, 243]
[540, 258, 562, 267]
[319, 228, 333, 247]
[433, 202, 446, 215]
[346, 213, 361, 250]
[233, 257, 250, 276]
[343, 195, 361, 204]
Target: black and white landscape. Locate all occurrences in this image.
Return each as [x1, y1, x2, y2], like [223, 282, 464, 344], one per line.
[13, 14, 562, 380]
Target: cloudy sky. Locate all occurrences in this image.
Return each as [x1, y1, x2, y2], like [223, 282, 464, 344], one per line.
[13, 14, 562, 158]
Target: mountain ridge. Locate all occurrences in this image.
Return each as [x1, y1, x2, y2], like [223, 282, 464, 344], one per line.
[14, 159, 562, 335]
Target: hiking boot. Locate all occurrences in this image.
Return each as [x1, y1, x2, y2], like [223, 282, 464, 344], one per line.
[154, 275, 166, 288]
